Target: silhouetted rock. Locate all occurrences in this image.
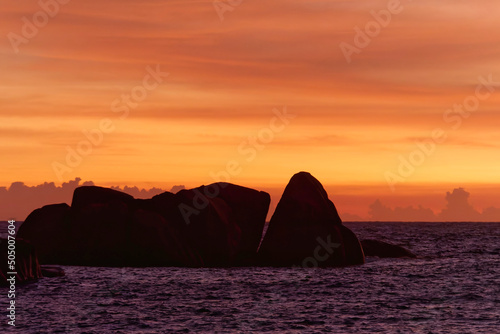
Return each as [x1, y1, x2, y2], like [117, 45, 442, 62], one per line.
[69, 186, 135, 266]
[136, 192, 201, 266]
[176, 183, 270, 266]
[361, 239, 416, 258]
[258, 172, 365, 267]
[18, 183, 270, 267]
[17, 203, 71, 264]
[1, 238, 43, 286]
[41, 265, 65, 277]
[129, 208, 187, 266]
[177, 187, 241, 266]
[71, 186, 134, 211]
[144, 183, 270, 267]
[215, 183, 271, 264]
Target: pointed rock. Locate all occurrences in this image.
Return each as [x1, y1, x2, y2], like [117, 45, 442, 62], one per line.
[258, 172, 365, 267]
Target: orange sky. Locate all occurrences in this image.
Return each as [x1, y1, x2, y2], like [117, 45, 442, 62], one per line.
[1, 0, 500, 219]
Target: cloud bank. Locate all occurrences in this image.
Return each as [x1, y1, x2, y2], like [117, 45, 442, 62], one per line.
[0, 178, 184, 221]
[1, 179, 498, 222]
[368, 188, 500, 222]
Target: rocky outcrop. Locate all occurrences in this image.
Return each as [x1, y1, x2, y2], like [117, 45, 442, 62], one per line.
[17, 174, 367, 268]
[258, 172, 365, 267]
[68, 187, 136, 266]
[361, 239, 416, 258]
[210, 183, 270, 263]
[40, 266, 65, 278]
[18, 183, 270, 267]
[17, 203, 71, 264]
[71, 186, 135, 211]
[129, 206, 188, 266]
[177, 183, 270, 265]
[1, 238, 43, 286]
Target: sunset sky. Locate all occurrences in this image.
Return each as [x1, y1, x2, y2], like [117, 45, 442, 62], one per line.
[1, 0, 500, 220]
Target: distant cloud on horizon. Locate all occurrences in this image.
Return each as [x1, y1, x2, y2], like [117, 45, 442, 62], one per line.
[368, 188, 500, 222]
[0, 178, 181, 221]
[1, 180, 499, 222]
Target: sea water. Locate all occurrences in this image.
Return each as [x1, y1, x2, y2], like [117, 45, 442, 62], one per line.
[1, 222, 499, 333]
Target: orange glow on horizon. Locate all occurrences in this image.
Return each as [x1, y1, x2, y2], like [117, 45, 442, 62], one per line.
[1, 0, 500, 220]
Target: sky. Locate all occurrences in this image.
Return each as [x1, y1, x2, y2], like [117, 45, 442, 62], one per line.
[1, 0, 500, 221]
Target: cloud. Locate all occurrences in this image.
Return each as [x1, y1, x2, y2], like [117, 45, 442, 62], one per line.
[0, 178, 169, 221]
[481, 207, 500, 222]
[438, 188, 482, 221]
[169, 185, 186, 194]
[340, 212, 365, 222]
[2, 180, 499, 223]
[368, 188, 500, 222]
[368, 199, 437, 222]
[109, 185, 166, 199]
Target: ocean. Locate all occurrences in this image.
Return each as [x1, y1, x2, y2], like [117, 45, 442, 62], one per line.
[1, 221, 499, 333]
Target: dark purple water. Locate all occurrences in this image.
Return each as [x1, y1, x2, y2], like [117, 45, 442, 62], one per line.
[1, 222, 499, 333]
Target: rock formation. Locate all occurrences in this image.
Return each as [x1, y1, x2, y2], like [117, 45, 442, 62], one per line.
[40, 266, 66, 277]
[17, 173, 367, 268]
[1, 238, 43, 286]
[17, 203, 71, 264]
[18, 183, 270, 267]
[361, 239, 416, 258]
[258, 172, 365, 267]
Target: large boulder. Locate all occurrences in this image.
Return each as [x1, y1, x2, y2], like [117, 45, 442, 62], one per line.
[361, 239, 416, 258]
[1, 238, 43, 286]
[19, 187, 136, 266]
[17, 203, 71, 264]
[71, 186, 135, 211]
[41, 266, 65, 278]
[128, 207, 188, 266]
[144, 183, 270, 267]
[176, 187, 241, 266]
[258, 172, 365, 267]
[213, 183, 271, 264]
[68, 186, 135, 266]
[135, 192, 201, 266]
